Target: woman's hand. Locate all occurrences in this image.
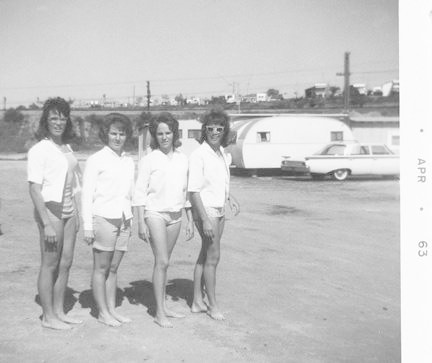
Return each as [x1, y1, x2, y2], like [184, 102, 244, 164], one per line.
[43, 224, 58, 252]
[202, 218, 214, 239]
[84, 229, 95, 245]
[185, 220, 194, 240]
[75, 214, 80, 233]
[138, 221, 150, 243]
[228, 196, 240, 216]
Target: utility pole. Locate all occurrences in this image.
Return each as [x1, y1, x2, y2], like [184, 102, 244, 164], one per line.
[132, 85, 136, 108]
[336, 51, 351, 113]
[235, 82, 241, 113]
[2, 97, 6, 111]
[146, 81, 151, 111]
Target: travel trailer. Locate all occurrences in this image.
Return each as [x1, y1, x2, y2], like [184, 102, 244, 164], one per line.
[225, 115, 355, 172]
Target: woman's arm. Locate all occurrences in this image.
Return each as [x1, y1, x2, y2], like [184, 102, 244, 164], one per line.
[190, 192, 214, 239]
[29, 182, 58, 249]
[227, 193, 240, 216]
[136, 206, 150, 243]
[133, 157, 152, 243]
[185, 207, 194, 240]
[81, 157, 98, 245]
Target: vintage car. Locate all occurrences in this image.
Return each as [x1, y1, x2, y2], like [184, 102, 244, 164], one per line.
[304, 142, 400, 180]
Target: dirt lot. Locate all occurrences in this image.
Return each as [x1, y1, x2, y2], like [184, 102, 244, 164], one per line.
[0, 160, 400, 363]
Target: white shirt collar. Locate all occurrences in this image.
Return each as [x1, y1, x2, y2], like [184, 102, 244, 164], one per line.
[103, 145, 126, 158]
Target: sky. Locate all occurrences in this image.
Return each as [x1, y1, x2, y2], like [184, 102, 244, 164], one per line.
[0, 0, 399, 106]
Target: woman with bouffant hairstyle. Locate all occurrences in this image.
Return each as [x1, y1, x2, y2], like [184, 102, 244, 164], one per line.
[188, 108, 239, 320]
[82, 113, 135, 327]
[36, 97, 75, 143]
[133, 112, 193, 328]
[28, 97, 82, 330]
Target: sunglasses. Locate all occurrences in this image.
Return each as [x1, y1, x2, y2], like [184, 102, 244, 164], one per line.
[206, 126, 224, 133]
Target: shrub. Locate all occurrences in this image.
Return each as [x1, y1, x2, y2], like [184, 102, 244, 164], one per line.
[3, 108, 24, 123]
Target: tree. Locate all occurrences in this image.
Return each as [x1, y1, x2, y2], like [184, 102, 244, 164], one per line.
[209, 96, 226, 105]
[266, 88, 280, 98]
[3, 108, 24, 123]
[28, 103, 40, 110]
[175, 93, 185, 106]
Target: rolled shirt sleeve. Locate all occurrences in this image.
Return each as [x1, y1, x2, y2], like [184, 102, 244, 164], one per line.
[27, 146, 44, 185]
[187, 151, 204, 193]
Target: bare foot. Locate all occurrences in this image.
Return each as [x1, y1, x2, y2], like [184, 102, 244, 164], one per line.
[56, 313, 83, 325]
[164, 307, 185, 319]
[207, 308, 225, 321]
[41, 318, 72, 330]
[110, 310, 132, 323]
[154, 315, 173, 328]
[191, 301, 207, 313]
[98, 314, 122, 327]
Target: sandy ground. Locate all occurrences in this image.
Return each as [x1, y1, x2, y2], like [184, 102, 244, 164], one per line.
[0, 160, 400, 363]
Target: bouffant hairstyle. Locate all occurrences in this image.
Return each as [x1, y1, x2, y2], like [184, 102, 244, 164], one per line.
[199, 108, 231, 147]
[148, 112, 181, 150]
[36, 97, 75, 142]
[98, 113, 133, 144]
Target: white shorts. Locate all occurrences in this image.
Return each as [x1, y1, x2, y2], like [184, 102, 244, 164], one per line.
[144, 210, 182, 226]
[92, 215, 131, 252]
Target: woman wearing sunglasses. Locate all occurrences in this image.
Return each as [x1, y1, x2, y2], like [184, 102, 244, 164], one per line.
[133, 112, 194, 328]
[188, 108, 240, 320]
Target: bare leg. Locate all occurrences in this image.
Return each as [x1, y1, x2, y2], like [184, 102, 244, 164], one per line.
[92, 249, 121, 327]
[147, 217, 173, 328]
[203, 217, 225, 320]
[106, 250, 131, 323]
[163, 222, 184, 318]
[191, 223, 208, 313]
[53, 215, 81, 324]
[37, 220, 71, 330]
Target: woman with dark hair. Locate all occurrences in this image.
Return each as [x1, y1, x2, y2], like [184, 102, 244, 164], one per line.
[27, 97, 81, 330]
[133, 112, 194, 328]
[188, 108, 240, 320]
[81, 113, 135, 327]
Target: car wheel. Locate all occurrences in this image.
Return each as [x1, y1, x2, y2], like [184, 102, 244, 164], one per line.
[332, 169, 349, 181]
[310, 173, 325, 180]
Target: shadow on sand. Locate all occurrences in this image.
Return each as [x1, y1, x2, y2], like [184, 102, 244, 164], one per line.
[77, 287, 130, 318]
[122, 278, 193, 317]
[35, 286, 80, 319]
[35, 279, 194, 319]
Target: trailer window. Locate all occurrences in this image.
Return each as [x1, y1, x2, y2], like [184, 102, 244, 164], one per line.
[257, 132, 270, 142]
[188, 129, 201, 140]
[330, 131, 343, 141]
[391, 135, 400, 146]
[178, 129, 183, 139]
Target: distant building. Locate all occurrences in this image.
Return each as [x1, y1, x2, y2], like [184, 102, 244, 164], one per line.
[352, 83, 368, 95]
[256, 93, 268, 102]
[305, 83, 329, 98]
[241, 94, 257, 103]
[186, 96, 203, 105]
[381, 80, 399, 97]
[225, 94, 237, 104]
